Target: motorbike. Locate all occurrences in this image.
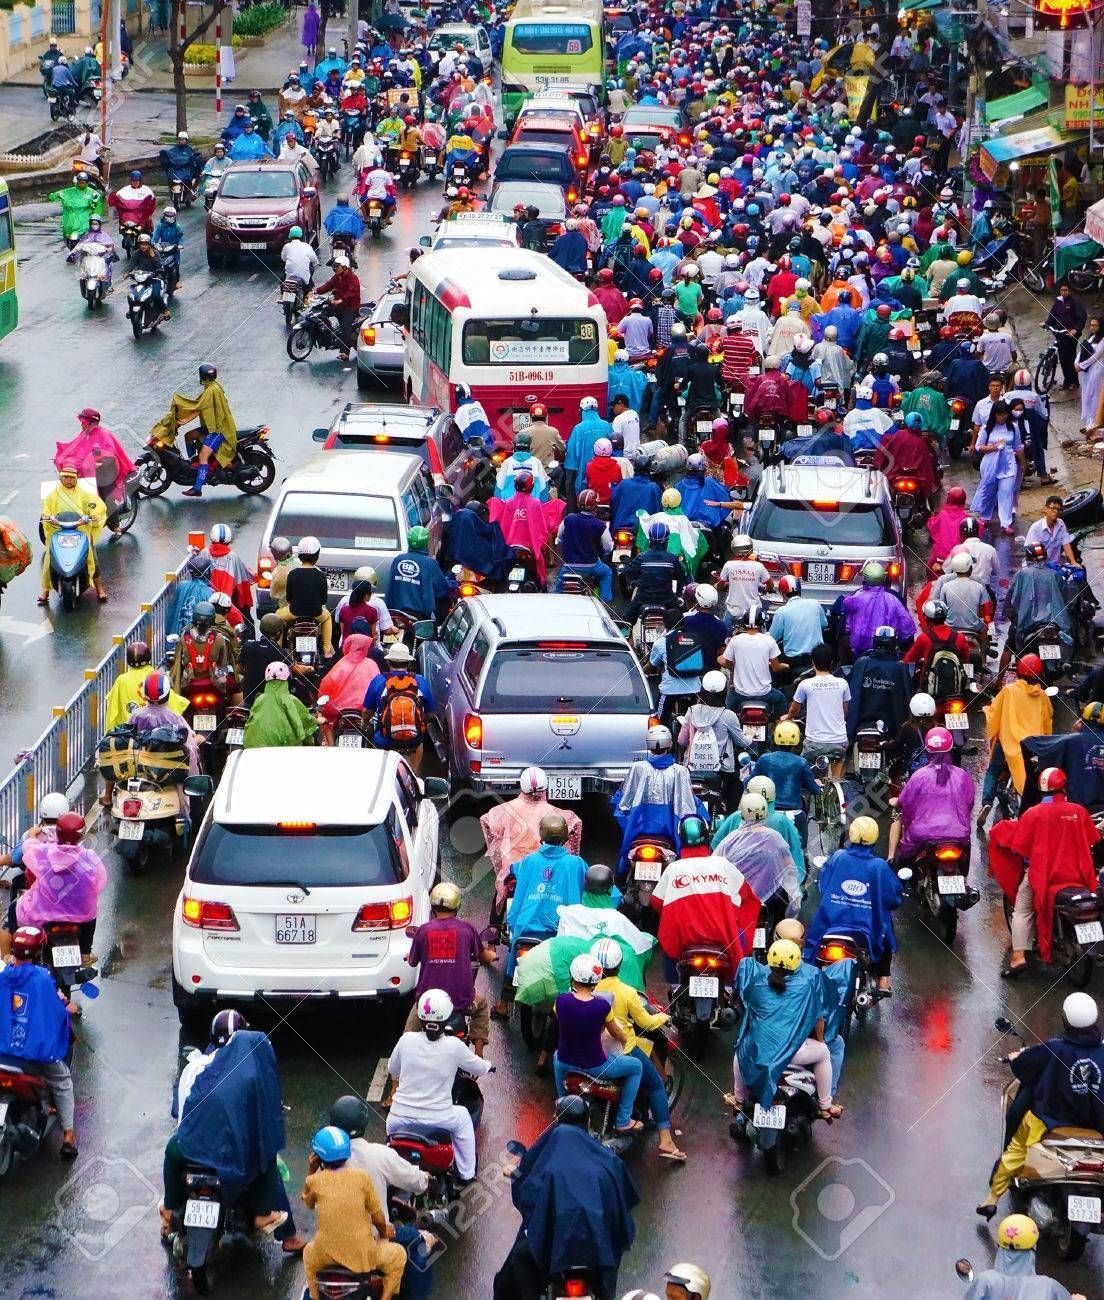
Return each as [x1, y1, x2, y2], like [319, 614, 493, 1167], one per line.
[287, 618, 324, 672]
[203, 174, 224, 210]
[621, 834, 676, 928]
[155, 244, 180, 302]
[672, 945, 737, 1055]
[332, 708, 371, 748]
[168, 176, 196, 211]
[546, 1269, 603, 1300]
[280, 276, 309, 327]
[302, 1270, 385, 1300]
[135, 424, 276, 498]
[729, 1060, 825, 1174]
[329, 231, 359, 270]
[94, 455, 140, 536]
[634, 602, 668, 661]
[611, 525, 635, 567]
[74, 249, 110, 310]
[186, 683, 228, 748]
[974, 231, 1047, 296]
[397, 149, 419, 188]
[506, 547, 541, 593]
[991, 1016, 1104, 1260]
[342, 111, 366, 158]
[891, 475, 928, 529]
[42, 920, 98, 999]
[119, 220, 144, 259]
[421, 144, 441, 181]
[42, 511, 91, 611]
[43, 81, 77, 120]
[287, 295, 371, 362]
[364, 198, 386, 239]
[1002, 877, 1104, 988]
[852, 721, 889, 786]
[315, 135, 340, 183]
[813, 930, 872, 1040]
[167, 1163, 268, 1294]
[1020, 619, 1070, 685]
[0, 1059, 57, 1180]
[737, 699, 772, 747]
[902, 840, 976, 946]
[111, 777, 185, 869]
[204, 704, 247, 780]
[946, 397, 970, 459]
[125, 269, 166, 339]
[1053, 562, 1100, 660]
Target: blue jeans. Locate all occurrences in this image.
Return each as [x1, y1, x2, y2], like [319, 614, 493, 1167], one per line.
[828, 1034, 845, 1095]
[553, 1051, 642, 1129]
[630, 1045, 671, 1130]
[556, 560, 614, 602]
[981, 744, 1008, 805]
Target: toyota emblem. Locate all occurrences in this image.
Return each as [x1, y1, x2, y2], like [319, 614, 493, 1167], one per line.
[286, 890, 306, 905]
[816, 545, 830, 556]
[524, 393, 538, 403]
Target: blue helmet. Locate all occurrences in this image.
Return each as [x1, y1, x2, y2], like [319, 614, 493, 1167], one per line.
[310, 1125, 351, 1166]
[647, 521, 670, 545]
[904, 412, 923, 430]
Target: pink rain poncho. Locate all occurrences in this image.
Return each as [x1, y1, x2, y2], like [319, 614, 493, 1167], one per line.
[487, 493, 564, 583]
[925, 503, 968, 574]
[54, 422, 136, 499]
[318, 633, 379, 712]
[481, 795, 582, 906]
[896, 752, 975, 856]
[17, 840, 107, 927]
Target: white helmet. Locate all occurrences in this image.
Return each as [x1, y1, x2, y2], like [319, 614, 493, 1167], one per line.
[731, 533, 753, 555]
[910, 692, 937, 718]
[739, 792, 769, 823]
[569, 954, 603, 985]
[701, 669, 727, 695]
[210, 522, 233, 544]
[416, 988, 454, 1023]
[590, 937, 623, 971]
[38, 792, 70, 821]
[947, 551, 973, 576]
[646, 724, 673, 753]
[352, 565, 379, 586]
[695, 582, 719, 610]
[519, 766, 548, 797]
[297, 535, 321, 559]
[746, 774, 776, 803]
[665, 1264, 711, 1299]
[1064, 992, 1099, 1029]
[580, 395, 599, 411]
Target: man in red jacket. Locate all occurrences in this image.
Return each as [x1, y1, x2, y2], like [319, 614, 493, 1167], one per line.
[311, 254, 362, 361]
[593, 267, 628, 326]
[872, 413, 939, 504]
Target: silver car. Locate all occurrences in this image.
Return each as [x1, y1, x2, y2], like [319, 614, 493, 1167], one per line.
[355, 291, 405, 391]
[417, 594, 655, 796]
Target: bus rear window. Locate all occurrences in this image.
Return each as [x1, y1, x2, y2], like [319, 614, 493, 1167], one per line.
[511, 23, 594, 54]
[462, 318, 599, 366]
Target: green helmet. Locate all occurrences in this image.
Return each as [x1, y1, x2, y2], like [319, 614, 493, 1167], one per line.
[288, 225, 303, 240]
[862, 561, 886, 586]
[407, 525, 430, 551]
[679, 814, 710, 848]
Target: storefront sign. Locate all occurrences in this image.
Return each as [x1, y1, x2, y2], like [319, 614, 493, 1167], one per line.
[1028, 0, 1104, 30]
[1065, 83, 1104, 129]
[796, 0, 812, 36]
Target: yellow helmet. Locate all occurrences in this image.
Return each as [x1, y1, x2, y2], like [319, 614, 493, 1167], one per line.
[956, 250, 973, 266]
[661, 488, 682, 510]
[1082, 701, 1104, 724]
[774, 719, 802, 747]
[996, 1214, 1039, 1251]
[766, 939, 802, 971]
[848, 816, 879, 846]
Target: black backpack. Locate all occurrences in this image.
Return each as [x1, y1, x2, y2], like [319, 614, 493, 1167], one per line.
[926, 635, 967, 702]
[666, 627, 707, 679]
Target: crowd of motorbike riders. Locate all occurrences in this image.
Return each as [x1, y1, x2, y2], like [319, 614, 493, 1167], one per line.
[12, 0, 1104, 1296]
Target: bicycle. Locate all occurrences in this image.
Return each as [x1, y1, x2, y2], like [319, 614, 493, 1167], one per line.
[1034, 324, 1064, 395]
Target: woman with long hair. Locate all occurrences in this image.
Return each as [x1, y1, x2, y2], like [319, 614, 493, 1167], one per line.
[971, 400, 1027, 536]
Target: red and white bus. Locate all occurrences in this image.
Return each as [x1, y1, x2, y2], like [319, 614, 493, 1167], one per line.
[403, 247, 609, 447]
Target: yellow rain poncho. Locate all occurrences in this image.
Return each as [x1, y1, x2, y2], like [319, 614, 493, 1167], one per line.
[149, 379, 237, 468]
[40, 478, 106, 585]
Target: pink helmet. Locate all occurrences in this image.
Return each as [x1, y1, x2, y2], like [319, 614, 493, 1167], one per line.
[924, 726, 954, 755]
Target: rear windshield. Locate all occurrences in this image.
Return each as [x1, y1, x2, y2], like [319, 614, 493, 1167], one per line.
[190, 823, 402, 888]
[274, 491, 401, 551]
[496, 149, 573, 181]
[221, 171, 298, 199]
[489, 187, 565, 219]
[749, 500, 895, 549]
[479, 647, 651, 713]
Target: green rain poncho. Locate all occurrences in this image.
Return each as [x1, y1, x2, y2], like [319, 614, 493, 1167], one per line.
[48, 181, 104, 240]
[243, 680, 318, 749]
[900, 383, 952, 444]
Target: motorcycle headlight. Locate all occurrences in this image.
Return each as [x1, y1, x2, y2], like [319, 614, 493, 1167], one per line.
[209, 211, 230, 228]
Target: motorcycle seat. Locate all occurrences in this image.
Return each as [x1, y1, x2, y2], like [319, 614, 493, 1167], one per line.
[388, 1132, 455, 1174]
[1054, 886, 1098, 910]
[780, 1065, 816, 1091]
[563, 1071, 621, 1104]
[236, 425, 267, 439]
[1043, 1127, 1104, 1143]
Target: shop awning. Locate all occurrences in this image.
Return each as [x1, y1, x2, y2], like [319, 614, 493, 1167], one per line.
[1054, 232, 1103, 281]
[900, 0, 944, 11]
[985, 85, 1049, 124]
[978, 119, 1085, 179]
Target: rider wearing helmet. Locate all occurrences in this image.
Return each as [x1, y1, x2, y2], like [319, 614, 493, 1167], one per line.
[717, 534, 772, 623]
[383, 523, 454, 620]
[555, 486, 616, 601]
[930, 549, 994, 656]
[888, 722, 977, 888]
[767, 574, 827, 677]
[665, 1263, 713, 1299]
[564, 394, 614, 506]
[1000, 531, 1071, 678]
[614, 722, 706, 875]
[978, 655, 1055, 829]
[903, 597, 977, 695]
[620, 519, 687, 626]
[841, 560, 917, 659]
[806, 815, 903, 996]
[720, 600, 788, 718]
[105, 637, 185, 734]
[964, 1214, 1075, 1298]
[980, 993, 1104, 1223]
[677, 669, 750, 806]
[273, 534, 334, 657]
[845, 624, 915, 754]
[179, 363, 237, 498]
[328, 1092, 430, 1219]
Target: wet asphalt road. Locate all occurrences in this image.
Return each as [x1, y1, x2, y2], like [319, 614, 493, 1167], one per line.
[0, 173, 1102, 1298]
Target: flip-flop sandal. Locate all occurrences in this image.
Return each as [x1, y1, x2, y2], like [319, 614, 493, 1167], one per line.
[1001, 963, 1028, 979]
[256, 1211, 288, 1237]
[658, 1148, 687, 1162]
[613, 1120, 644, 1135]
[59, 1140, 78, 1160]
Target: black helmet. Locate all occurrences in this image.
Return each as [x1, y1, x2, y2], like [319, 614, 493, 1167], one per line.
[872, 625, 899, 652]
[210, 1008, 248, 1046]
[584, 863, 614, 894]
[186, 551, 212, 578]
[554, 1094, 589, 1126]
[330, 1094, 371, 1138]
[192, 600, 215, 629]
[126, 640, 151, 668]
[198, 363, 218, 382]
[540, 813, 569, 845]
[959, 516, 980, 539]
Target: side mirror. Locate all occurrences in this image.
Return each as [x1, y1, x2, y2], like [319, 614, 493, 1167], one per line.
[405, 924, 419, 939]
[954, 1260, 974, 1283]
[437, 483, 456, 500]
[184, 774, 214, 799]
[312, 427, 328, 442]
[412, 618, 436, 642]
[419, 235, 432, 247]
[422, 776, 449, 800]
[302, 186, 317, 198]
[813, 755, 829, 774]
[897, 867, 913, 882]
[480, 925, 499, 946]
[315, 693, 330, 709]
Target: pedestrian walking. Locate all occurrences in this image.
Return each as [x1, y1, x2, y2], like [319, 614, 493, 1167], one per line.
[1045, 282, 1087, 391]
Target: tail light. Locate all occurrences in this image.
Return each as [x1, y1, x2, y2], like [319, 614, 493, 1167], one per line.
[576, 153, 588, 168]
[1074, 1159, 1104, 1172]
[515, 943, 534, 963]
[563, 1281, 591, 1298]
[614, 528, 632, 545]
[945, 699, 966, 714]
[742, 707, 768, 724]
[182, 898, 240, 931]
[566, 189, 578, 203]
[935, 845, 963, 861]
[678, 133, 691, 146]
[458, 581, 479, 598]
[361, 325, 377, 345]
[818, 940, 853, 962]
[122, 798, 142, 818]
[588, 123, 600, 137]
[887, 561, 902, 581]
[257, 554, 274, 589]
[353, 897, 413, 931]
[688, 953, 723, 969]
[491, 449, 507, 467]
[894, 478, 918, 493]
[837, 562, 858, 583]
[951, 398, 966, 414]
[811, 499, 839, 511]
[278, 821, 318, 833]
[464, 713, 482, 747]
[634, 844, 661, 861]
[787, 560, 803, 578]
[192, 692, 218, 708]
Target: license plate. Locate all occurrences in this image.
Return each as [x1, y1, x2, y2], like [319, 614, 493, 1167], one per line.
[730, 391, 744, 407]
[950, 417, 961, 433]
[119, 819, 144, 841]
[634, 860, 661, 883]
[548, 775, 581, 800]
[688, 975, 719, 998]
[295, 636, 318, 653]
[338, 733, 363, 747]
[399, 158, 410, 167]
[858, 751, 882, 769]
[240, 241, 267, 250]
[454, 168, 465, 177]
[945, 712, 969, 730]
[643, 624, 661, 646]
[758, 428, 775, 443]
[281, 290, 297, 302]
[753, 1103, 786, 1129]
[1069, 1194, 1102, 1224]
[963, 662, 975, 678]
[225, 727, 244, 747]
[325, 571, 349, 592]
[512, 412, 532, 431]
[183, 1199, 220, 1229]
[746, 725, 766, 742]
[918, 320, 932, 333]
[51, 945, 81, 968]
[1076, 921, 1104, 944]
[696, 419, 713, 433]
[748, 366, 760, 377]
[275, 914, 317, 944]
[1040, 643, 1062, 660]
[0, 1102, 8, 1126]
[753, 927, 766, 950]
[937, 875, 966, 895]
[807, 562, 834, 584]
[193, 714, 217, 732]
[797, 423, 812, 437]
[508, 567, 526, 581]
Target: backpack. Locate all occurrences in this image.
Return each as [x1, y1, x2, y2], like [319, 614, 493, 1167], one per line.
[687, 723, 723, 772]
[378, 671, 426, 747]
[926, 639, 966, 702]
[666, 627, 707, 679]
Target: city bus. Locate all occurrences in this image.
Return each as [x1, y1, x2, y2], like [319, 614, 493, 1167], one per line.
[403, 247, 608, 447]
[0, 180, 17, 342]
[502, 0, 605, 125]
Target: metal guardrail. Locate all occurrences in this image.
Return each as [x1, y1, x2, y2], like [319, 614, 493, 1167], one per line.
[0, 557, 189, 852]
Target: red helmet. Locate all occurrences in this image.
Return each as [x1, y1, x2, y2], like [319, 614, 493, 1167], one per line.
[876, 303, 892, 319]
[649, 267, 663, 280]
[814, 407, 834, 426]
[778, 192, 791, 205]
[529, 403, 547, 419]
[1017, 654, 1044, 681]
[1040, 767, 1067, 793]
[577, 489, 600, 511]
[457, 187, 471, 200]
[513, 469, 535, 493]
[706, 307, 723, 321]
[404, 114, 416, 125]
[610, 124, 623, 137]
[143, 670, 172, 704]
[599, 267, 614, 281]
[632, 244, 646, 257]
[628, 297, 644, 310]
[778, 254, 791, 270]
[711, 416, 728, 434]
[11, 926, 47, 959]
[946, 486, 967, 505]
[55, 811, 85, 846]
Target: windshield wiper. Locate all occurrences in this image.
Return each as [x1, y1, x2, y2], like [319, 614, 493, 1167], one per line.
[264, 879, 312, 897]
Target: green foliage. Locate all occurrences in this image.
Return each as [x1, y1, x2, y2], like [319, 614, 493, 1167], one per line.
[0, 0, 39, 12]
[233, 2, 285, 37]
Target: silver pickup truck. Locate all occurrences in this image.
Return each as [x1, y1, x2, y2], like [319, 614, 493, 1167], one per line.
[417, 593, 656, 797]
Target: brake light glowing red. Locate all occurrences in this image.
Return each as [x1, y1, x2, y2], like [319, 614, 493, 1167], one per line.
[464, 713, 482, 747]
[819, 942, 850, 962]
[935, 845, 963, 861]
[353, 897, 413, 931]
[182, 897, 239, 931]
[837, 562, 858, 583]
[122, 799, 142, 818]
[537, 641, 587, 649]
[894, 478, 918, 493]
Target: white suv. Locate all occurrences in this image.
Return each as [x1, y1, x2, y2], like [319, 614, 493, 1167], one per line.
[171, 748, 444, 1030]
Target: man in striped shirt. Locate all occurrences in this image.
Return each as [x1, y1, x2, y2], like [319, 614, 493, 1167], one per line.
[720, 320, 760, 389]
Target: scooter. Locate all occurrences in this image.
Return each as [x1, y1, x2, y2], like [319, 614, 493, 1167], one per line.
[119, 220, 144, 259]
[135, 424, 276, 498]
[125, 269, 166, 339]
[43, 81, 77, 120]
[287, 295, 371, 361]
[813, 930, 874, 1040]
[363, 199, 386, 239]
[111, 778, 186, 869]
[891, 474, 928, 529]
[621, 834, 676, 927]
[94, 455, 140, 537]
[155, 243, 180, 302]
[42, 920, 98, 999]
[303, 1270, 385, 1300]
[672, 945, 737, 1055]
[397, 149, 418, 188]
[73, 249, 111, 309]
[1001, 877, 1104, 988]
[852, 721, 889, 786]
[902, 841, 977, 946]
[737, 699, 772, 746]
[974, 232, 1047, 296]
[280, 276, 309, 328]
[634, 603, 668, 659]
[0, 1060, 57, 1181]
[315, 135, 340, 183]
[168, 176, 196, 211]
[729, 1062, 825, 1175]
[167, 1163, 264, 1294]
[287, 618, 323, 672]
[506, 547, 541, 593]
[42, 511, 91, 611]
[420, 144, 441, 181]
